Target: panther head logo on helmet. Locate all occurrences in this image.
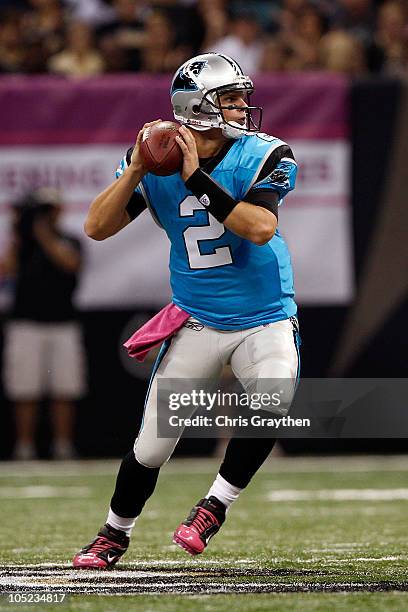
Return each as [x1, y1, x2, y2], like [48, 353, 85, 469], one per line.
[170, 53, 263, 140]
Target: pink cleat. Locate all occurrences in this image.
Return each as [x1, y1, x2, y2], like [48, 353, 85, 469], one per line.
[72, 524, 129, 569]
[173, 496, 226, 556]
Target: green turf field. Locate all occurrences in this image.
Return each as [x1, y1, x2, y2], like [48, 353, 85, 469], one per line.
[1, 455, 408, 611]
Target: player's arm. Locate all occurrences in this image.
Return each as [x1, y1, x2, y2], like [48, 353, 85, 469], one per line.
[230, 145, 297, 243]
[219, 200, 277, 246]
[176, 127, 295, 245]
[85, 120, 160, 241]
[84, 165, 142, 241]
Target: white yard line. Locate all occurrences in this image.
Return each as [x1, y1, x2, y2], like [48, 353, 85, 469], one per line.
[0, 460, 119, 478]
[0, 560, 224, 569]
[267, 488, 408, 501]
[0, 486, 90, 498]
[299, 555, 406, 563]
[1, 555, 404, 574]
[2, 455, 408, 478]
[330, 556, 406, 562]
[0, 578, 405, 594]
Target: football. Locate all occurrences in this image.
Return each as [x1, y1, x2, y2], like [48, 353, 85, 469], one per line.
[140, 121, 183, 176]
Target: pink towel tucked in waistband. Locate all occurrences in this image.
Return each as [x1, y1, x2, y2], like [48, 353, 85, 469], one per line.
[123, 303, 190, 362]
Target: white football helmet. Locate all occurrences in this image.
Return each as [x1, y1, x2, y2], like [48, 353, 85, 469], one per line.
[170, 53, 262, 139]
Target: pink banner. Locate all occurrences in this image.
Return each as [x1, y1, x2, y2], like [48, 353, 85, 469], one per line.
[0, 74, 352, 308]
[0, 73, 348, 145]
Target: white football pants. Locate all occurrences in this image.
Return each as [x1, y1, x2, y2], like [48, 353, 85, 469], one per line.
[134, 317, 300, 468]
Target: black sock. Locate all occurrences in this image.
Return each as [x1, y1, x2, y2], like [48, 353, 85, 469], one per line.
[110, 450, 160, 518]
[219, 438, 277, 489]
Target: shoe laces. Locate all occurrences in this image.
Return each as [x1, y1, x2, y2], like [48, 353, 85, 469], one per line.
[84, 536, 116, 555]
[190, 508, 217, 534]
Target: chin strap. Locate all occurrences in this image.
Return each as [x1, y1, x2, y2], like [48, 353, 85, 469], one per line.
[186, 123, 212, 132]
[220, 122, 247, 139]
[177, 118, 247, 140]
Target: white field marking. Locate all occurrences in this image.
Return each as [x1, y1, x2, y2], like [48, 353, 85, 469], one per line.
[0, 569, 226, 580]
[304, 556, 405, 563]
[0, 486, 90, 498]
[327, 556, 406, 562]
[319, 543, 360, 548]
[287, 555, 406, 564]
[284, 506, 406, 518]
[308, 547, 361, 553]
[267, 488, 408, 502]
[4, 555, 404, 570]
[0, 459, 119, 478]
[0, 581, 346, 589]
[0, 557, 403, 584]
[143, 510, 160, 519]
[2, 455, 408, 477]
[0, 577, 403, 594]
[0, 578, 233, 592]
[0, 571, 204, 584]
[0, 563, 72, 568]
[0, 560, 225, 569]
[162, 455, 408, 473]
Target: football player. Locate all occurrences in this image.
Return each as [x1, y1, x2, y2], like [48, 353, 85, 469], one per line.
[73, 53, 300, 568]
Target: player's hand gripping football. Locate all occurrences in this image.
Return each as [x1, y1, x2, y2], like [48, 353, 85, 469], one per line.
[130, 120, 163, 174]
[175, 126, 200, 181]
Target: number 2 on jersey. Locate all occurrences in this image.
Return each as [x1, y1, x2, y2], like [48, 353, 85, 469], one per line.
[180, 196, 233, 269]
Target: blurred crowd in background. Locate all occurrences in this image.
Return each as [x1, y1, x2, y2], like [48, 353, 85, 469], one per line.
[0, 0, 407, 78]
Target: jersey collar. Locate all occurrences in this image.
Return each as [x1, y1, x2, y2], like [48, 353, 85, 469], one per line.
[199, 139, 236, 174]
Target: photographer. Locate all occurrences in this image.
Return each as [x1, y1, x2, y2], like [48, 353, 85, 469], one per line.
[1, 188, 87, 460]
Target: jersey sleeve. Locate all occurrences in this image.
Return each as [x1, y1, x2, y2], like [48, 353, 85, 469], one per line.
[245, 189, 279, 220]
[245, 144, 298, 206]
[115, 147, 147, 221]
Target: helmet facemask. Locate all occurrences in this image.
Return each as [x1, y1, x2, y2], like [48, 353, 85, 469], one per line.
[198, 84, 263, 139]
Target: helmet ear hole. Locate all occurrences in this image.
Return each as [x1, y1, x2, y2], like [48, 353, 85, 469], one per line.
[192, 105, 200, 114]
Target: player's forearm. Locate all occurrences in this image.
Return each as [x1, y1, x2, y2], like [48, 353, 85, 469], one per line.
[224, 202, 277, 246]
[85, 166, 143, 240]
[185, 169, 277, 246]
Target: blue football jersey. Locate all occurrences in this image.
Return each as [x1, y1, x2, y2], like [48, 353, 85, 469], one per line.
[116, 133, 297, 330]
